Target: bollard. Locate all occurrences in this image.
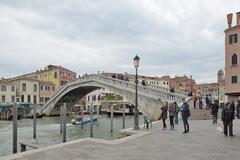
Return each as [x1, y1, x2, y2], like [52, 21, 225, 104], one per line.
[33, 105, 37, 139]
[60, 105, 63, 134]
[90, 105, 93, 138]
[110, 105, 113, 132]
[13, 104, 18, 154]
[62, 103, 67, 143]
[122, 104, 126, 129]
[81, 106, 84, 129]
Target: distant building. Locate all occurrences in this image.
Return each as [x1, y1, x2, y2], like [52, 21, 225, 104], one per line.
[225, 12, 240, 102]
[0, 79, 16, 103]
[9, 77, 39, 104]
[138, 76, 170, 89]
[160, 75, 195, 93]
[0, 64, 77, 105]
[85, 88, 112, 112]
[37, 65, 77, 90]
[39, 81, 56, 105]
[196, 83, 220, 100]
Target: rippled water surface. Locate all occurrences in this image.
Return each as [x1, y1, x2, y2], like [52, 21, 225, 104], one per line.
[0, 114, 143, 157]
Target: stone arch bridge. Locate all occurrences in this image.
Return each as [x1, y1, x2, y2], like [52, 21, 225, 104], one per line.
[39, 74, 189, 120]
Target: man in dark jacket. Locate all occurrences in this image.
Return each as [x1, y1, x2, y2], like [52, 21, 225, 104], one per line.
[181, 98, 190, 133]
[211, 100, 219, 124]
[236, 100, 240, 119]
[222, 102, 235, 136]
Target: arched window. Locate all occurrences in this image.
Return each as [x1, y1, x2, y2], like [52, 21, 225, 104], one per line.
[232, 53, 238, 65]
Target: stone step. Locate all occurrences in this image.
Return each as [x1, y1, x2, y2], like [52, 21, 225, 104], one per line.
[188, 109, 221, 120]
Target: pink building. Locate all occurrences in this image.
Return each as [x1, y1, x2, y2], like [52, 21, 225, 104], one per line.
[225, 12, 240, 101]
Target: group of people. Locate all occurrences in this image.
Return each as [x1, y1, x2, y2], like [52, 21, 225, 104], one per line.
[192, 94, 214, 110]
[211, 100, 240, 136]
[111, 74, 129, 81]
[159, 97, 240, 136]
[160, 98, 191, 134]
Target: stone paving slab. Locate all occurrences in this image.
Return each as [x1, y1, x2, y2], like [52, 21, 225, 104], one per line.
[1, 119, 240, 160]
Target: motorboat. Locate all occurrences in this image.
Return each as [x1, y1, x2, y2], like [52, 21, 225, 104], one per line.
[71, 116, 98, 125]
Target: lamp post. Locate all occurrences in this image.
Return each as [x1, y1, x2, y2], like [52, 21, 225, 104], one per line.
[133, 55, 140, 130]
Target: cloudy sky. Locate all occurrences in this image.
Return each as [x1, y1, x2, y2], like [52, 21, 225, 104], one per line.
[0, 0, 239, 83]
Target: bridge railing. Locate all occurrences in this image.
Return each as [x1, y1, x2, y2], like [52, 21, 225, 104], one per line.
[93, 74, 186, 102]
[40, 74, 187, 114]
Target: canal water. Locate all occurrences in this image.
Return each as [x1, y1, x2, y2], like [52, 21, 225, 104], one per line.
[0, 114, 143, 157]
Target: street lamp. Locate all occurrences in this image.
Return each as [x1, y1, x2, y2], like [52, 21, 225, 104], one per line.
[133, 55, 140, 130]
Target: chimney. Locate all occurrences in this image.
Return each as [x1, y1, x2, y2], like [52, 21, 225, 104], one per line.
[227, 13, 233, 28]
[236, 12, 240, 26]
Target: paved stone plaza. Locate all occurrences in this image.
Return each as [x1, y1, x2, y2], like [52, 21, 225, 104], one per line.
[1, 119, 240, 160]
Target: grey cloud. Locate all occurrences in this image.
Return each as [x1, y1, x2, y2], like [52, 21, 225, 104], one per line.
[0, 0, 239, 83]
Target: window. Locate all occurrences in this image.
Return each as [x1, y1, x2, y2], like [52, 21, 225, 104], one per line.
[2, 95, 5, 102]
[40, 86, 43, 90]
[33, 95, 37, 104]
[232, 53, 238, 65]
[48, 86, 50, 90]
[33, 84, 38, 92]
[11, 96, 15, 102]
[52, 86, 55, 91]
[45, 97, 49, 102]
[22, 83, 26, 92]
[28, 95, 31, 102]
[54, 72, 57, 79]
[45, 86, 48, 90]
[1, 86, 6, 91]
[21, 95, 24, 102]
[40, 97, 44, 103]
[11, 86, 15, 92]
[229, 34, 238, 44]
[232, 75, 238, 84]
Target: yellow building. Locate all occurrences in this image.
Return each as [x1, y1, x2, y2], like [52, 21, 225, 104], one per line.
[37, 65, 77, 90]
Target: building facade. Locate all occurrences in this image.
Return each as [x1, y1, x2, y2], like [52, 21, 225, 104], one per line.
[9, 78, 39, 104]
[196, 83, 220, 100]
[160, 75, 195, 94]
[39, 81, 56, 105]
[37, 65, 77, 90]
[225, 12, 240, 102]
[0, 80, 16, 103]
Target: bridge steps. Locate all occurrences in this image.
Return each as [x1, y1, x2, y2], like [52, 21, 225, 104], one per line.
[189, 108, 221, 120]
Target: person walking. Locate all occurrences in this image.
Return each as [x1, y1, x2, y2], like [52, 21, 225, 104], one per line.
[199, 97, 203, 109]
[221, 102, 235, 136]
[181, 98, 190, 133]
[208, 94, 213, 109]
[169, 103, 175, 129]
[161, 102, 168, 130]
[193, 95, 197, 109]
[211, 100, 219, 124]
[174, 102, 180, 124]
[236, 100, 240, 119]
[205, 95, 209, 110]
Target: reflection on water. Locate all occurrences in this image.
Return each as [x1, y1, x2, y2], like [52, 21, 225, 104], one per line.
[0, 114, 143, 157]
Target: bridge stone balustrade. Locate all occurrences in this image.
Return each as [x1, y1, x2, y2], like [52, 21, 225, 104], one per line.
[39, 74, 189, 120]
